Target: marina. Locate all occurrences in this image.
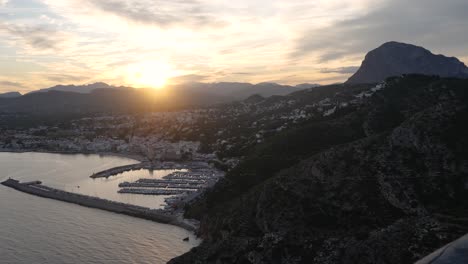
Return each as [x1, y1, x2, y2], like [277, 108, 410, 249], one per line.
[109, 168, 226, 213]
[116, 169, 224, 202]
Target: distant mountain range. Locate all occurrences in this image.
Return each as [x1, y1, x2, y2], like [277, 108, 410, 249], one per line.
[347, 41, 468, 84]
[0, 81, 313, 127]
[29, 82, 132, 94]
[24, 81, 317, 100]
[169, 82, 318, 99]
[0, 92, 21, 98]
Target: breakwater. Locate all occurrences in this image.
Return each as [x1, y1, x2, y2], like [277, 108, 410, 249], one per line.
[1, 179, 197, 231]
[90, 163, 148, 178]
[90, 161, 211, 178]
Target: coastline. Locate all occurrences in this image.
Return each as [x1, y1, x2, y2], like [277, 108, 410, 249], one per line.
[0, 149, 147, 162]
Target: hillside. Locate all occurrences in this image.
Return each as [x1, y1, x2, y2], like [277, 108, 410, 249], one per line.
[170, 75, 468, 264]
[347, 42, 468, 84]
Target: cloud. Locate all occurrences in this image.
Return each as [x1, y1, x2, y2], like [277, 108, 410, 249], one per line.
[46, 74, 88, 83]
[232, 72, 253, 75]
[0, 0, 8, 6]
[52, 0, 226, 28]
[3, 0, 468, 91]
[293, 0, 468, 62]
[0, 81, 25, 88]
[0, 23, 70, 51]
[169, 74, 209, 84]
[320, 66, 359, 74]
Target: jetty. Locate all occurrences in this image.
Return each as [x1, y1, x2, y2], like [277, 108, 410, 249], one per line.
[1, 178, 198, 231]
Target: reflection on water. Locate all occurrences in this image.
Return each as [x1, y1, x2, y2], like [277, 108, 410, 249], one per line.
[0, 152, 200, 264]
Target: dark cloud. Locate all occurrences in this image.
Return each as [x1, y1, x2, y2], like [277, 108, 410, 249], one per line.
[0, 23, 68, 50]
[320, 66, 359, 74]
[85, 0, 225, 28]
[293, 0, 468, 62]
[0, 80, 25, 88]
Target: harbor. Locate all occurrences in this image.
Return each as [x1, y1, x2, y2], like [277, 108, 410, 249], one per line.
[1, 152, 224, 232]
[1, 178, 198, 231]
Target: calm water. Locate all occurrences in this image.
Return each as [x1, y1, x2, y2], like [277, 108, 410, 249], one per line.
[0, 152, 199, 264]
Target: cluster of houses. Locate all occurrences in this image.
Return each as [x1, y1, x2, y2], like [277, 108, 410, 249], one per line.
[0, 128, 206, 162]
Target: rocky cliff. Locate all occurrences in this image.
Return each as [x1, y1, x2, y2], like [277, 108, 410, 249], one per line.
[346, 42, 468, 84]
[170, 75, 468, 264]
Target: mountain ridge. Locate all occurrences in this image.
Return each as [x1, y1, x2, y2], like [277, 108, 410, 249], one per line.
[170, 81, 312, 99]
[29, 82, 132, 94]
[26, 81, 314, 99]
[0, 91, 21, 98]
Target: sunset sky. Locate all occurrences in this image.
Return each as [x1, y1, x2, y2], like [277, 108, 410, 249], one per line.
[1, 0, 467, 93]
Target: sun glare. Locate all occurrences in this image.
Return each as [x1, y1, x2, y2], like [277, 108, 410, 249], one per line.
[125, 61, 174, 89]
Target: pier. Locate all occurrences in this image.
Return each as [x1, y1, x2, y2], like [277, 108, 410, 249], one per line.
[1, 178, 198, 231]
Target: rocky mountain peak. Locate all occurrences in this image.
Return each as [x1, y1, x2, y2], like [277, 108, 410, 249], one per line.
[346, 41, 468, 84]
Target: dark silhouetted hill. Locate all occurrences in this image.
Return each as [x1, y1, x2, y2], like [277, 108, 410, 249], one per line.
[170, 75, 468, 264]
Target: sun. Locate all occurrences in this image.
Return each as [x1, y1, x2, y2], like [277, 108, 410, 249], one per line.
[125, 61, 174, 89]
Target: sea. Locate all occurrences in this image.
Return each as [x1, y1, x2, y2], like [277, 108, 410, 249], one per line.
[0, 152, 199, 264]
